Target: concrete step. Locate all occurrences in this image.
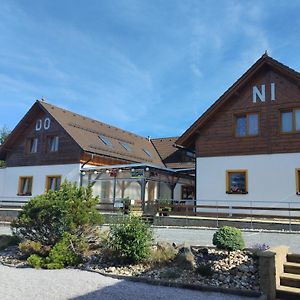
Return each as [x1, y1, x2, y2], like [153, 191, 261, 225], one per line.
[284, 262, 300, 275]
[276, 285, 300, 300]
[280, 273, 300, 288]
[287, 253, 300, 263]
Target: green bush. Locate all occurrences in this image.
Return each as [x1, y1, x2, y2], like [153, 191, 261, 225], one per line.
[212, 226, 245, 251]
[27, 232, 87, 269]
[11, 181, 103, 246]
[27, 254, 44, 268]
[44, 232, 85, 269]
[109, 215, 153, 263]
[19, 240, 44, 258]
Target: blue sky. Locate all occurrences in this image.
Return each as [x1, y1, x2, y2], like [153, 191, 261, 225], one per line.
[0, 0, 300, 138]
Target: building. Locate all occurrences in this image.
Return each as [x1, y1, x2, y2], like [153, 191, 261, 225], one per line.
[0, 100, 194, 211]
[177, 54, 300, 217]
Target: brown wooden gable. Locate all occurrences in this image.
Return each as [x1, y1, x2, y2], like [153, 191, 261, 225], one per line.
[176, 54, 300, 151]
[0, 100, 165, 167]
[0, 102, 82, 166]
[177, 54, 300, 157]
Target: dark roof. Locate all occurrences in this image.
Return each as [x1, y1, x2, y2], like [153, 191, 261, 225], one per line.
[176, 54, 300, 148]
[151, 137, 179, 161]
[151, 137, 195, 169]
[38, 101, 164, 165]
[0, 100, 164, 165]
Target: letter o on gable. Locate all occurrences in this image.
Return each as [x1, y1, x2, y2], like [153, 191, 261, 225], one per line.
[36, 119, 42, 131]
[44, 117, 51, 130]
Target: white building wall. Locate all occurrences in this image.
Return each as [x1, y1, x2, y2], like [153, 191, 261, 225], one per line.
[0, 163, 81, 201]
[197, 153, 300, 204]
[174, 184, 182, 200]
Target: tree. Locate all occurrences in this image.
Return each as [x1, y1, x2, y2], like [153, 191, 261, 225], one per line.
[0, 125, 10, 145]
[11, 181, 104, 246]
[0, 125, 10, 167]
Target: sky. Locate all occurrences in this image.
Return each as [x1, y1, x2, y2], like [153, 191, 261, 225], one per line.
[1, 0, 300, 138]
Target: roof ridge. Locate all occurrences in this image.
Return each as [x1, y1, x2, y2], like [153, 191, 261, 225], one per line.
[151, 136, 179, 140]
[38, 100, 151, 142]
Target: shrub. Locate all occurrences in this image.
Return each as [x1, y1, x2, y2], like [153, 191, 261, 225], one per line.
[109, 215, 153, 263]
[11, 181, 103, 246]
[19, 240, 43, 258]
[27, 254, 44, 268]
[196, 263, 214, 277]
[212, 226, 245, 251]
[149, 243, 177, 265]
[44, 232, 85, 269]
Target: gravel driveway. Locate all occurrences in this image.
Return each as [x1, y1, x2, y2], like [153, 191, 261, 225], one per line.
[0, 265, 260, 300]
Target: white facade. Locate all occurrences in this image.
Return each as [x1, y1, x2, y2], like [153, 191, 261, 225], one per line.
[196, 153, 300, 215]
[0, 163, 81, 201]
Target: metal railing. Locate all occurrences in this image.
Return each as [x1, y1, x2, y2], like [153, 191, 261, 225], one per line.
[156, 199, 300, 231]
[0, 196, 32, 208]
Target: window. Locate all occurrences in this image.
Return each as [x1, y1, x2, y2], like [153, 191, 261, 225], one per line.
[99, 134, 111, 146]
[48, 136, 59, 152]
[143, 148, 152, 157]
[18, 176, 33, 196]
[181, 185, 194, 199]
[27, 138, 38, 153]
[281, 109, 300, 133]
[46, 176, 61, 191]
[235, 113, 259, 137]
[119, 142, 131, 151]
[226, 170, 248, 194]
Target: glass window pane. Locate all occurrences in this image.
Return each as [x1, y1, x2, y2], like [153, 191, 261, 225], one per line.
[295, 110, 300, 131]
[229, 172, 246, 193]
[236, 116, 247, 136]
[248, 114, 258, 135]
[281, 111, 293, 132]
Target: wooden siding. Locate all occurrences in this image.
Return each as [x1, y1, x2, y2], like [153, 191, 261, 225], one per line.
[195, 68, 300, 157]
[80, 152, 135, 166]
[5, 110, 82, 167]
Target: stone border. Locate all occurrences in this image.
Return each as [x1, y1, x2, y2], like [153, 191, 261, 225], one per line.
[83, 267, 263, 299]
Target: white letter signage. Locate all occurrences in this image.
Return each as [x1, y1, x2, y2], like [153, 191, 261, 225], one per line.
[252, 83, 276, 103]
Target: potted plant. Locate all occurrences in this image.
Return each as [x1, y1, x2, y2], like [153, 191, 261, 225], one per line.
[158, 199, 172, 216]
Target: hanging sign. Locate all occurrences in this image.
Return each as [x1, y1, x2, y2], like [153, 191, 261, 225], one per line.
[131, 169, 144, 178]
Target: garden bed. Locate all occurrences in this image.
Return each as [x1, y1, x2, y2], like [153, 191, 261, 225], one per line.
[0, 242, 260, 294]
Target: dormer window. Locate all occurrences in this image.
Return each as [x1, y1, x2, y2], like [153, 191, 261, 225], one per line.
[26, 138, 38, 153]
[119, 142, 131, 151]
[235, 113, 259, 137]
[99, 134, 111, 146]
[48, 136, 59, 152]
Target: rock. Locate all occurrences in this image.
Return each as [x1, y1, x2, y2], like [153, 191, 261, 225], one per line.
[174, 247, 195, 270]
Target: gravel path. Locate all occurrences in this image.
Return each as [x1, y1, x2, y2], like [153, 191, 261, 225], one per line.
[153, 227, 300, 252]
[0, 265, 260, 300]
[1, 224, 300, 252]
